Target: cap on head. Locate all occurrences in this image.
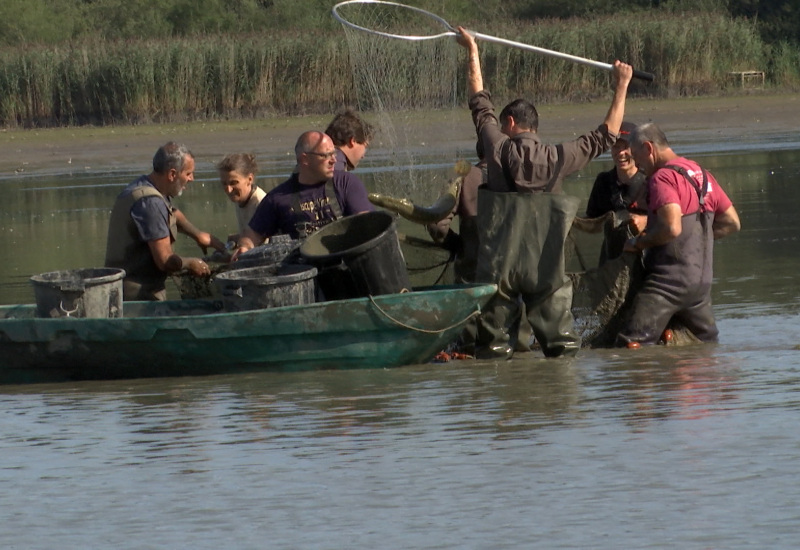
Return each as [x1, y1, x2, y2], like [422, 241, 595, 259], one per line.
[617, 121, 637, 143]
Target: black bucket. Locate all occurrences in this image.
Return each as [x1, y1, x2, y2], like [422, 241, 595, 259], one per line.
[30, 267, 125, 318]
[298, 211, 411, 300]
[213, 263, 317, 312]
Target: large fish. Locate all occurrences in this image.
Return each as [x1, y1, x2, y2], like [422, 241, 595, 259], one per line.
[368, 160, 471, 224]
[368, 176, 461, 224]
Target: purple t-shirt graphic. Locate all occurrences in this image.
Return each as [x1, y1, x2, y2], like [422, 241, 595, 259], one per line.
[249, 171, 373, 239]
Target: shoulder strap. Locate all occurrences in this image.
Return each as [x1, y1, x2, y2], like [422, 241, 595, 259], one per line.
[325, 178, 344, 219]
[664, 164, 709, 210]
[131, 183, 171, 209]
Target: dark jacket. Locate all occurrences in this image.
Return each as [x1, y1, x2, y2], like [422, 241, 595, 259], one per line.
[469, 90, 616, 193]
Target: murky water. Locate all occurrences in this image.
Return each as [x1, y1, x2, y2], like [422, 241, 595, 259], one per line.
[2, 142, 800, 548]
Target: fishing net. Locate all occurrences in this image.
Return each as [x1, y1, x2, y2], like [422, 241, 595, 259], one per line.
[566, 213, 641, 347]
[565, 212, 699, 347]
[336, 2, 466, 201]
[333, 1, 458, 41]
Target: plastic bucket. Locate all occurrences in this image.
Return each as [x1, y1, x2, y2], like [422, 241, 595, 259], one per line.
[30, 267, 126, 318]
[213, 263, 318, 312]
[298, 211, 411, 300]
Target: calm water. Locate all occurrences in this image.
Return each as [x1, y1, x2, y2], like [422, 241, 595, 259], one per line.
[2, 139, 800, 548]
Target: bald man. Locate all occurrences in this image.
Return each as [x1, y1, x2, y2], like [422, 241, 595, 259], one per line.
[232, 131, 373, 258]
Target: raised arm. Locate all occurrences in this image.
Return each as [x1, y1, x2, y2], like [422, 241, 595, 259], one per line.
[456, 26, 483, 96]
[602, 60, 633, 136]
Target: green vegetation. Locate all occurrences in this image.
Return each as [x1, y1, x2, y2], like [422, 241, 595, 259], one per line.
[0, 0, 798, 127]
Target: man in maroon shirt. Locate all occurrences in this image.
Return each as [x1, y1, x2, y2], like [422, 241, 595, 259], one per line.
[618, 122, 741, 346]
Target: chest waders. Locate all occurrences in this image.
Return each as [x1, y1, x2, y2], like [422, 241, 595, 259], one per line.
[105, 185, 177, 301]
[474, 188, 582, 358]
[450, 163, 489, 284]
[617, 166, 718, 345]
[291, 179, 344, 239]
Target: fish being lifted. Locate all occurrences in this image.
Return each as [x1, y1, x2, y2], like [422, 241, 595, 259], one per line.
[367, 160, 472, 224]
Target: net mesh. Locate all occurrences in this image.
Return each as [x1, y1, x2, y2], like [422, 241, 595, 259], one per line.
[337, 2, 465, 201]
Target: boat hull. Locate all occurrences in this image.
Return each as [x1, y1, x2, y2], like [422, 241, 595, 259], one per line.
[0, 284, 496, 384]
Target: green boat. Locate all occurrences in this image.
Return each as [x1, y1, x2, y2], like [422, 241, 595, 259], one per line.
[0, 284, 497, 385]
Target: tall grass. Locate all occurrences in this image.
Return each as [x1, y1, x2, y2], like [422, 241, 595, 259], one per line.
[0, 11, 796, 127]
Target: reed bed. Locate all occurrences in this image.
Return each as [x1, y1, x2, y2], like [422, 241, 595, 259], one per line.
[0, 12, 795, 128]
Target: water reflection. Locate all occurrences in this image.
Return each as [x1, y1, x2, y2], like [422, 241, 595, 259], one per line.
[3, 330, 800, 548]
[588, 346, 742, 428]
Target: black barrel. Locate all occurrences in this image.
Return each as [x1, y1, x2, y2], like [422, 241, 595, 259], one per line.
[299, 211, 411, 300]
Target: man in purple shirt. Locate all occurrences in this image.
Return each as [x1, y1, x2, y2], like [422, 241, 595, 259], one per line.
[232, 131, 373, 257]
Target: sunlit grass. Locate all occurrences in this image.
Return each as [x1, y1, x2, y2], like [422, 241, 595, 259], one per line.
[0, 11, 796, 128]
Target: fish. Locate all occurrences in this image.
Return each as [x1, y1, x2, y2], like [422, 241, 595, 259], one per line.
[369, 176, 462, 224]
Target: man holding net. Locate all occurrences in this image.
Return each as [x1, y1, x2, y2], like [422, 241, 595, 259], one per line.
[455, 26, 633, 359]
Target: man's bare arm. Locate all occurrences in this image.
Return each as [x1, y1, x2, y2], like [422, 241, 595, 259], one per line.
[602, 60, 633, 137]
[713, 205, 741, 240]
[456, 27, 483, 95]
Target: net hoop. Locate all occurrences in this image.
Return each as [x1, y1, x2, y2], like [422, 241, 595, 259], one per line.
[332, 0, 655, 81]
[332, 0, 457, 41]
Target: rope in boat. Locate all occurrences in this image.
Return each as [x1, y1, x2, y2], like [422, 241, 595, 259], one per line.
[367, 295, 481, 334]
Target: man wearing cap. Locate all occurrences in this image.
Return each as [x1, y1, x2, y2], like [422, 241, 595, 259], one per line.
[617, 121, 741, 347]
[586, 120, 648, 264]
[456, 26, 633, 359]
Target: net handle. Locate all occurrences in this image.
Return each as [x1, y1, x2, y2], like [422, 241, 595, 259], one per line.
[472, 32, 655, 82]
[331, 0, 655, 82]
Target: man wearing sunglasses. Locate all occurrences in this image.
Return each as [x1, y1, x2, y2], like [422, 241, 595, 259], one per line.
[232, 131, 373, 259]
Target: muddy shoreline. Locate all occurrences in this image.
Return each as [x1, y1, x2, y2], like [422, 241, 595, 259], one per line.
[1, 93, 798, 177]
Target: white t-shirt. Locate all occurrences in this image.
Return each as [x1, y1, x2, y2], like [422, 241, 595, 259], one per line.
[234, 186, 266, 235]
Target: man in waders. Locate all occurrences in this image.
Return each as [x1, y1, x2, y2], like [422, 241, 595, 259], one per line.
[105, 142, 226, 301]
[617, 122, 741, 347]
[455, 26, 633, 359]
[232, 131, 373, 257]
